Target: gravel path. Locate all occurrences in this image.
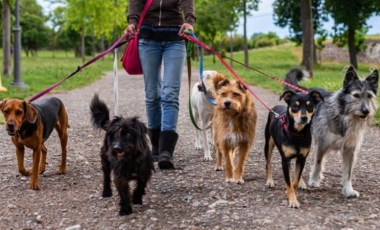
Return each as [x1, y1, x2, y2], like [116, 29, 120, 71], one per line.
[0, 67, 379, 229]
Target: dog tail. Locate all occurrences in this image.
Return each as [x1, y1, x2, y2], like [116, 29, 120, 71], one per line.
[90, 94, 110, 130]
[283, 68, 309, 92]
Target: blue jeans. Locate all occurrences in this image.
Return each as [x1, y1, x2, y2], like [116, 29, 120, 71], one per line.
[139, 39, 186, 132]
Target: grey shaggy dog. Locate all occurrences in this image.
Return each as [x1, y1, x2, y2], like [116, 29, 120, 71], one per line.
[284, 66, 379, 197]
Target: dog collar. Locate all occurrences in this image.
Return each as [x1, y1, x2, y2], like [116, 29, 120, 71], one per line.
[280, 115, 304, 137]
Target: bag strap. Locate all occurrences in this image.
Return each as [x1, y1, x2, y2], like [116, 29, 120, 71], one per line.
[137, 0, 153, 29]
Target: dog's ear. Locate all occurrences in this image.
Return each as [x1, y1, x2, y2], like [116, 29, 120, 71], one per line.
[216, 79, 230, 90]
[365, 69, 379, 95]
[343, 66, 359, 87]
[132, 118, 149, 153]
[309, 90, 324, 103]
[280, 90, 294, 103]
[236, 81, 247, 93]
[0, 99, 7, 111]
[24, 101, 38, 124]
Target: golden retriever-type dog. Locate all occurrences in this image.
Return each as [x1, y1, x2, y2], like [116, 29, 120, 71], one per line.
[213, 79, 257, 184]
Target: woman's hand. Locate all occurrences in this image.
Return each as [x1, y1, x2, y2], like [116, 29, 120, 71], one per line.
[179, 23, 193, 36]
[124, 24, 137, 39]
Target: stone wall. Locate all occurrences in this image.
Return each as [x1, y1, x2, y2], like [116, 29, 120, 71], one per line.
[320, 39, 380, 64]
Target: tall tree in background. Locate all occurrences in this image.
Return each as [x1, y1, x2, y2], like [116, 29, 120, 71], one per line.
[325, 0, 376, 69]
[64, 0, 128, 61]
[235, 0, 259, 67]
[2, 0, 12, 76]
[273, 0, 328, 69]
[20, 0, 50, 56]
[300, 0, 313, 76]
[196, 0, 241, 63]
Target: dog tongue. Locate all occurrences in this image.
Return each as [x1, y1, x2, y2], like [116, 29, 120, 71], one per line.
[117, 152, 124, 157]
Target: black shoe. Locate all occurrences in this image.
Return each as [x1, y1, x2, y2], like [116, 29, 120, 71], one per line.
[158, 131, 178, 170]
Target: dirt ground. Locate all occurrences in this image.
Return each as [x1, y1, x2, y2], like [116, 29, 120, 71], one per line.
[0, 69, 379, 230]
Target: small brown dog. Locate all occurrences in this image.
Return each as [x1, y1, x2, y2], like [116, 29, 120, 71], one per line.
[213, 79, 257, 184]
[0, 97, 69, 190]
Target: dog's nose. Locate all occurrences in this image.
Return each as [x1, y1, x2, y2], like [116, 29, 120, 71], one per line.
[7, 121, 15, 130]
[112, 144, 122, 152]
[361, 108, 369, 116]
[224, 101, 231, 108]
[301, 115, 308, 123]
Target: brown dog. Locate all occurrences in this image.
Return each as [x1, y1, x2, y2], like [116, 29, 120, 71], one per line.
[0, 97, 69, 190]
[213, 79, 257, 184]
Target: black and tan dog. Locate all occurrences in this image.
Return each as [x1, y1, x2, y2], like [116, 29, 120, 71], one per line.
[90, 94, 154, 216]
[264, 90, 322, 208]
[0, 97, 69, 190]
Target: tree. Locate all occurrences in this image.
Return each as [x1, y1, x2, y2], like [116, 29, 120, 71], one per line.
[273, 0, 328, 70]
[233, 0, 259, 67]
[300, 0, 313, 76]
[2, 0, 12, 76]
[325, 0, 376, 69]
[63, 0, 128, 62]
[20, 0, 50, 56]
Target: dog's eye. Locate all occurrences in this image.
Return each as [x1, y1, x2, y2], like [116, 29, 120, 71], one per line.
[15, 110, 23, 116]
[233, 92, 240, 97]
[3, 110, 10, 115]
[353, 93, 360, 98]
[221, 93, 227, 97]
[367, 94, 373, 99]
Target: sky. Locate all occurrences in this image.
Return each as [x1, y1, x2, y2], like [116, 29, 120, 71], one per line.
[37, 0, 380, 39]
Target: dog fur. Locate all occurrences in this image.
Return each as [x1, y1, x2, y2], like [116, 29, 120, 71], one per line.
[213, 79, 257, 184]
[90, 94, 154, 216]
[284, 67, 379, 197]
[191, 70, 225, 161]
[0, 97, 69, 190]
[264, 90, 323, 208]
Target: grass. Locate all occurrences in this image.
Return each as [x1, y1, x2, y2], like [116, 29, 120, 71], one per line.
[193, 42, 380, 125]
[0, 50, 116, 99]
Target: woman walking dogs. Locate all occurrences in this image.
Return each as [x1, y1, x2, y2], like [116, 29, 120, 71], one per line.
[126, 0, 196, 169]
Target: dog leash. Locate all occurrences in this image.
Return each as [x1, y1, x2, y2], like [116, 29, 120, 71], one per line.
[182, 32, 308, 95]
[28, 34, 129, 102]
[183, 32, 281, 118]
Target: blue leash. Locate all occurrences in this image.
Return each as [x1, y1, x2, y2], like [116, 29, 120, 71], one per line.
[187, 30, 216, 105]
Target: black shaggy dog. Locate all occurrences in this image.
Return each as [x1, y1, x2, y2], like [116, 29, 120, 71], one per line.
[90, 94, 154, 216]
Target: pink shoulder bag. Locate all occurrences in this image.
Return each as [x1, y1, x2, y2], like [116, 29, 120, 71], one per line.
[121, 0, 152, 75]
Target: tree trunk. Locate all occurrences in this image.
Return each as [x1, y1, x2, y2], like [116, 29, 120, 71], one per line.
[81, 26, 85, 63]
[300, 0, 314, 77]
[347, 26, 358, 69]
[2, 0, 12, 77]
[243, 0, 249, 68]
[230, 32, 233, 67]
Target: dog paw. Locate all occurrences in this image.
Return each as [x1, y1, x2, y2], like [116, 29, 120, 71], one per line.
[298, 180, 307, 190]
[342, 187, 360, 198]
[288, 200, 300, 208]
[102, 189, 112, 198]
[19, 170, 32, 177]
[57, 168, 66, 174]
[29, 182, 40, 190]
[308, 178, 320, 188]
[195, 143, 202, 150]
[132, 197, 143, 205]
[119, 207, 133, 216]
[214, 165, 223, 171]
[225, 177, 233, 183]
[233, 178, 244, 184]
[265, 180, 274, 188]
[204, 155, 213, 161]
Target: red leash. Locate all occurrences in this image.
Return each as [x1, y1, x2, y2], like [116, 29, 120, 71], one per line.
[28, 33, 128, 102]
